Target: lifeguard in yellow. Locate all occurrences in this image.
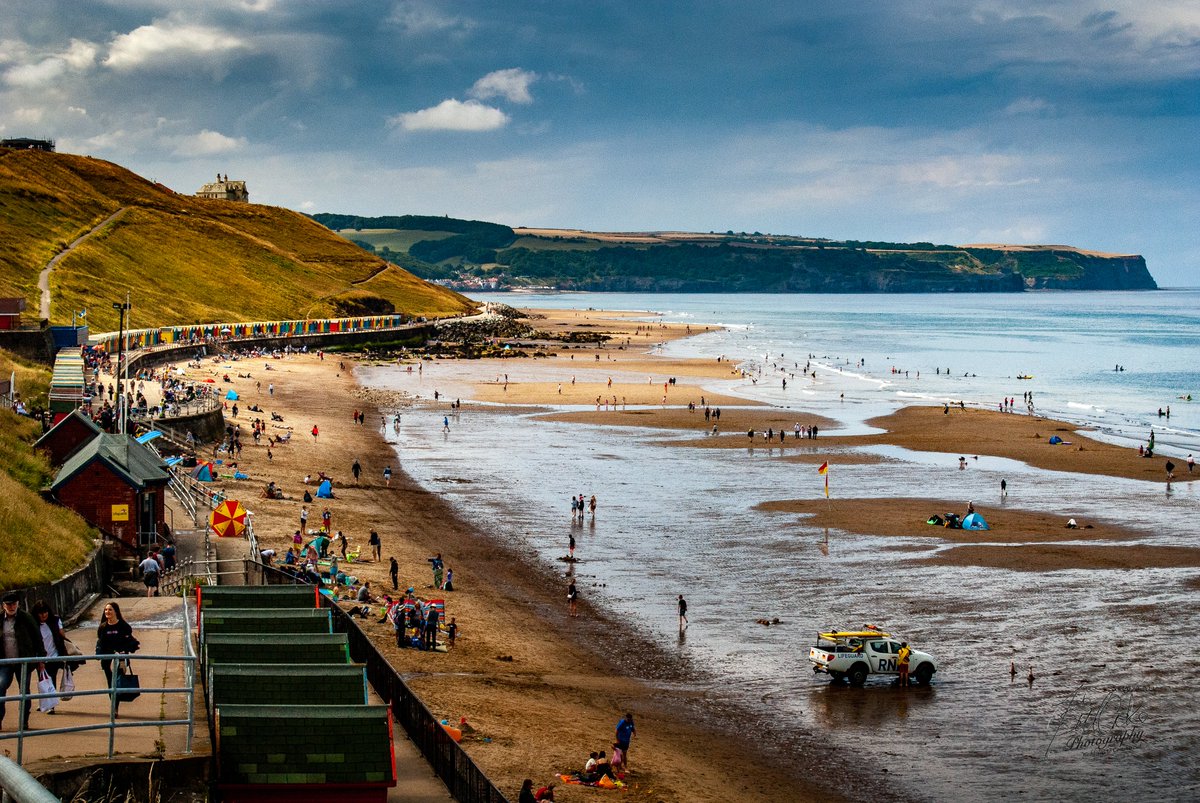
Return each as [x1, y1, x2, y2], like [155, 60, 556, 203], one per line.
[897, 642, 912, 688]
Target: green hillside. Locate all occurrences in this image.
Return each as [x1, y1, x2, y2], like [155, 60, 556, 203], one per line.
[0, 351, 98, 589]
[0, 148, 475, 331]
[315, 216, 1156, 293]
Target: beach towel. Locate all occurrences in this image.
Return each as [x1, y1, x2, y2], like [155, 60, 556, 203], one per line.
[926, 514, 944, 526]
[556, 773, 625, 789]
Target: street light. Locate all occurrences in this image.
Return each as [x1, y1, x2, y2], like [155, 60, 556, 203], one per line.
[112, 298, 131, 433]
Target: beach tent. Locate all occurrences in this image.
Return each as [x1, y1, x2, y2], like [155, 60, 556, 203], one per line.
[190, 462, 215, 482]
[1048, 435, 1063, 444]
[316, 479, 334, 498]
[962, 512, 990, 530]
[225, 390, 239, 401]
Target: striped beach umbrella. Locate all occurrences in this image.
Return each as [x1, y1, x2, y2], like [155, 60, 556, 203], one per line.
[209, 499, 247, 538]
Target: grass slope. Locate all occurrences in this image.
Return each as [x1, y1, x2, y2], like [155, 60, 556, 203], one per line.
[0, 148, 475, 330]
[0, 353, 98, 589]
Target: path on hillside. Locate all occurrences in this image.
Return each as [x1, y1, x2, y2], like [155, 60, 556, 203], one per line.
[39, 207, 129, 320]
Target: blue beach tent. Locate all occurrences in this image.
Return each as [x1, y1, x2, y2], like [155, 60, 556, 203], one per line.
[225, 390, 239, 401]
[317, 479, 334, 498]
[962, 512, 990, 530]
[1048, 435, 1063, 444]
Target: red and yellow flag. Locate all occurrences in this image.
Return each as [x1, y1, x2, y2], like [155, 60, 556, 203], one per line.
[817, 461, 829, 475]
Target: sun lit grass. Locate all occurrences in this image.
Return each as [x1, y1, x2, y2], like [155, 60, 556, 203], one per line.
[0, 148, 475, 330]
[0, 407, 98, 589]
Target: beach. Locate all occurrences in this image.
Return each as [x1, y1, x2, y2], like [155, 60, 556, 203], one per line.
[197, 335, 847, 803]
[189, 305, 1199, 802]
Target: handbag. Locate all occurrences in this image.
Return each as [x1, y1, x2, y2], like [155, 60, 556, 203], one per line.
[37, 670, 60, 712]
[115, 660, 141, 702]
[60, 667, 76, 701]
[63, 636, 86, 668]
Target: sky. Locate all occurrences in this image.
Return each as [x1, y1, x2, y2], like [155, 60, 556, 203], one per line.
[1, 0, 1198, 286]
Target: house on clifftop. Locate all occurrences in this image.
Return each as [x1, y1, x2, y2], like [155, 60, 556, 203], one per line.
[196, 173, 249, 202]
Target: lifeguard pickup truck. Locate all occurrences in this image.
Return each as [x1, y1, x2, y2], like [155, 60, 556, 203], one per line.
[809, 628, 936, 686]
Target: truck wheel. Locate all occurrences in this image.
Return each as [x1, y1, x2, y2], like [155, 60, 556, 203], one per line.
[848, 664, 868, 687]
[828, 671, 845, 683]
[913, 663, 934, 686]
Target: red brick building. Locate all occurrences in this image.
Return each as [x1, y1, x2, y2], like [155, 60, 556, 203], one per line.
[51, 434, 169, 552]
[34, 409, 103, 466]
[0, 297, 26, 330]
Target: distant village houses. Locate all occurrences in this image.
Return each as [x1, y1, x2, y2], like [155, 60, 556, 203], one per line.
[196, 173, 249, 202]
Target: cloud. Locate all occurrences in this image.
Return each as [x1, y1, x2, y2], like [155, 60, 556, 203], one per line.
[470, 68, 537, 104]
[3, 39, 97, 87]
[104, 23, 247, 71]
[386, 0, 476, 36]
[1003, 97, 1053, 116]
[171, 129, 247, 155]
[389, 99, 509, 132]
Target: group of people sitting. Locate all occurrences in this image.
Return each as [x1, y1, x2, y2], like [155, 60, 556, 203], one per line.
[563, 745, 625, 785]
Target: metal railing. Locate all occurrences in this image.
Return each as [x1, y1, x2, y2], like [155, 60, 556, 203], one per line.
[0, 608, 197, 766]
[0, 756, 59, 803]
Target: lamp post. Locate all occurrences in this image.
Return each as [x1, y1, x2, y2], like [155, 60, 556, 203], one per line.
[112, 298, 130, 433]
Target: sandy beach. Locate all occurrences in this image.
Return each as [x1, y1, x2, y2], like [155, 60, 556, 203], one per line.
[191, 346, 845, 803]
[186, 306, 1196, 802]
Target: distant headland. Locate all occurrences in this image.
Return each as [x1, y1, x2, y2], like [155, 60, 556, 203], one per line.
[314, 215, 1157, 294]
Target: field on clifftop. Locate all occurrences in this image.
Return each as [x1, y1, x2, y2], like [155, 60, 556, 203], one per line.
[0, 147, 474, 331]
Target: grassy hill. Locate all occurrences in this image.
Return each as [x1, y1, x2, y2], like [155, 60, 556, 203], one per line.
[0, 148, 475, 331]
[0, 350, 98, 588]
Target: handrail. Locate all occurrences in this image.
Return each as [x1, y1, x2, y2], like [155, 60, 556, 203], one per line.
[0, 756, 59, 803]
[0, 652, 197, 766]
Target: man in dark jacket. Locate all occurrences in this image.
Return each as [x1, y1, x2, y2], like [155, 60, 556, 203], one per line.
[0, 592, 46, 730]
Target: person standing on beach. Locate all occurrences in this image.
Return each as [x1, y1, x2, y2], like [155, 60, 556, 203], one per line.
[589, 495, 597, 517]
[567, 579, 578, 617]
[678, 595, 688, 630]
[389, 557, 399, 590]
[615, 713, 635, 770]
[1000, 478, 1007, 498]
[369, 530, 382, 562]
[897, 642, 912, 688]
[1188, 454, 1195, 474]
[428, 553, 443, 587]
[351, 459, 361, 485]
[383, 466, 392, 486]
[570, 495, 578, 521]
[311, 424, 319, 441]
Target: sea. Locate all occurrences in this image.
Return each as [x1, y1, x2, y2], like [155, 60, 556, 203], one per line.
[358, 291, 1200, 802]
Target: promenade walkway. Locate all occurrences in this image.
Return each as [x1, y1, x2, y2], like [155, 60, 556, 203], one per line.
[6, 596, 453, 802]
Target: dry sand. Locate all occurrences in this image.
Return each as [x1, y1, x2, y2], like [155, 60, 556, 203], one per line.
[188, 307, 1193, 802]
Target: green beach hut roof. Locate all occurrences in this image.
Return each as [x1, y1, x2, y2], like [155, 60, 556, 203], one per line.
[51, 433, 170, 491]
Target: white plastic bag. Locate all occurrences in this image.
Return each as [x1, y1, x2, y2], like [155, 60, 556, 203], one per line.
[60, 667, 75, 701]
[37, 670, 60, 712]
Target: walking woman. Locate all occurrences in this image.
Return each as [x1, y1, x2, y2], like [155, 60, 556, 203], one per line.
[32, 600, 73, 711]
[95, 602, 139, 714]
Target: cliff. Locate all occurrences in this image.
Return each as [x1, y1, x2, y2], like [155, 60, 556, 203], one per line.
[319, 217, 1157, 293]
